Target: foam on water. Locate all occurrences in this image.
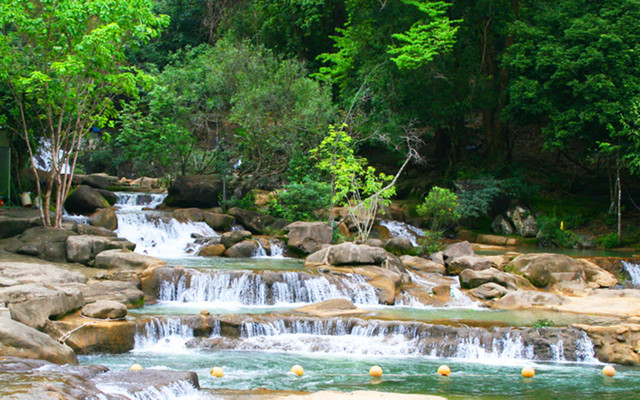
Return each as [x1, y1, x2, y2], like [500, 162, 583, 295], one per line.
[380, 220, 425, 247]
[622, 261, 640, 286]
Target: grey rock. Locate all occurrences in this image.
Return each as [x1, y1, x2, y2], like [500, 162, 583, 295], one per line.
[443, 241, 475, 262]
[61, 281, 144, 307]
[93, 249, 166, 270]
[166, 175, 222, 208]
[220, 230, 252, 248]
[64, 185, 110, 215]
[81, 300, 127, 319]
[400, 255, 446, 275]
[285, 221, 333, 254]
[203, 211, 235, 231]
[0, 319, 78, 365]
[76, 223, 117, 237]
[224, 240, 259, 258]
[447, 255, 496, 275]
[89, 207, 118, 230]
[227, 207, 276, 234]
[507, 205, 538, 237]
[66, 235, 135, 264]
[305, 242, 406, 275]
[6, 227, 76, 262]
[383, 237, 414, 255]
[459, 267, 533, 290]
[491, 214, 516, 235]
[469, 282, 510, 300]
[0, 208, 43, 239]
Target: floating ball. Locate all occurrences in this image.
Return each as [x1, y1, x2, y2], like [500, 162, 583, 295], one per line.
[210, 367, 224, 377]
[603, 365, 616, 377]
[437, 365, 451, 376]
[369, 365, 383, 378]
[521, 366, 535, 378]
[291, 365, 304, 377]
[129, 364, 143, 371]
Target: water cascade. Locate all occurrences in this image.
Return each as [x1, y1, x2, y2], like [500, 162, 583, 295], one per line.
[134, 318, 195, 352]
[158, 270, 380, 306]
[622, 261, 640, 286]
[380, 220, 425, 247]
[115, 192, 168, 211]
[96, 380, 207, 400]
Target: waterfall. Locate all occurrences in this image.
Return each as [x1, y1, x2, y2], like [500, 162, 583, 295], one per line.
[96, 380, 208, 400]
[622, 261, 640, 286]
[116, 211, 218, 257]
[158, 270, 380, 306]
[380, 220, 425, 247]
[32, 138, 71, 174]
[134, 318, 194, 353]
[115, 192, 168, 211]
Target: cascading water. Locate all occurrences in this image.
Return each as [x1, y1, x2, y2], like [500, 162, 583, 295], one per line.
[621, 261, 640, 286]
[96, 380, 209, 400]
[158, 270, 380, 306]
[115, 192, 168, 211]
[380, 220, 425, 247]
[134, 318, 195, 353]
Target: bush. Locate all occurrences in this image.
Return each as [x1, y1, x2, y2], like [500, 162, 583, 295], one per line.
[269, 179, 331, 222]
[532, 318, 554, 328]
[416, 187, 461, 231]
[596, 232, 620, 249]
[454, 177, 503, 219]
[416, 230, 444, 256]
[536, 215, 580, 248]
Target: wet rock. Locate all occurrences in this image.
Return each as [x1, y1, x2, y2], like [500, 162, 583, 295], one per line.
[198, 243, 227, 257]
[64, 185, 110, 215]
[0, 318, 78, 364]
[165, 175, 222, 208]
[81, 300, 127, 319]
[285, 221, 333, 254]
[469, 282, 510, 300]
[384, 237, 414, 255]
[459, 267, 533, 290]
[400, 255, 446, 275]
[447, 255, 496, 275]
[429, 251, 445, 264]
[89, 207, 118, 230]
[221, 230, 252, 248]
[0, 283, 84, 329]
[227, 207, 276, 234]
[574, 323, 640, 365]
[203, 211, 235, 231]
[66, 235, 135, 264]
[172, 208, 205, 222]
[6, 227, 76, 262]
[442, 241, 474, 262]
[508, 253, 617, 292]
[93, 249, 166, 270]
[76, 223, 117, 237]
[225, 240, 259, 258]
[295, 299, 367, 317]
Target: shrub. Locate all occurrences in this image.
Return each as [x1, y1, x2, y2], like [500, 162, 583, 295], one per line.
[416, 230, 444, 256]
[270, 179, 331, 222]
[416, 187, 461, 231]
[596, 232, 620, 249]
[454, 177, 503, 219]
[536, 215, 580, 248]
[532, 318, 554, 328]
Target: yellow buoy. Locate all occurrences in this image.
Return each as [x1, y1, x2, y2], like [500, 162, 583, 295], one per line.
[129, 364, 143, 371]
[291, 364, 304, 377]
[521, 366, 535, 378]
[602, 365, 616, 377]
[210, 366, 224, 377]
[369, 365, 383, 378]
[437, 365, 451, 376]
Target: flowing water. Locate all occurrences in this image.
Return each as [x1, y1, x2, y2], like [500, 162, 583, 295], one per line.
[622, 261, 640, 287]
[78, 193, 640, 399]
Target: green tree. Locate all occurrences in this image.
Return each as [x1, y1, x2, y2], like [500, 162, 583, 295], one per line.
[0, 0, 167, 227]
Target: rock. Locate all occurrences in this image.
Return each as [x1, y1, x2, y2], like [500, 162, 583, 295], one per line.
[491, 215, 516, 235]
[64, 185, 110, 215]
[198, 243, 227, 257]
[77, 173, 111, 190]
[476, 234, 511, 246]
[165, 175, 222, 208]
[89, 207, 117, 230]
[6, 227, 76, 262]
[508, 253, 617, 292]
[66, 235, 135, 264]
[447, 255, 496, 275]
[227, 207, 276, 234]
[429, 251, 445, 265]
[351, 265, 404, 304]
[493, 290, 566, 310]
[0, 283, 84, 329]
[507, 204, 537, 237]
[45, 314, 137, 354]
[81, 300, 127, 319]
[93, 249, 166, 270]
[60, 281, 144, 307]
[400, 255, 446, 275]
[0, 318, 77, 364]
[271, 218, 290, 232]
[173, 208, 204, 222]
[484, 253, 519, 270]
[295, 299, 367, 317]
[93, 369, 200, 394]
[0, 261, 87, 286]
[442, 241, 474, 262]
[203, 211, 234, 231]
[220, 230, 252, 248]
[306, 242, 406, 275]
[95, 188, 118, 205]
[459, 268, 534, 290]
[364, 238, 384, 248]
[574, 324, 640, 365]
[384, 238, 414, 255]
[76, 223, 117, 237]
[131, 176, 160, 188]
[469, 282, 510, 300]
[285, 221, 333, 254]
[225, 240, 259, 258]
[0, 207, 43, 239]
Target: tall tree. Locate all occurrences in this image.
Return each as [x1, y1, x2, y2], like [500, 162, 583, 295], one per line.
[0, 0, 168, 227]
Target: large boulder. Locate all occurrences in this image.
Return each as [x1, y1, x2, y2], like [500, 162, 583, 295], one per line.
[285, 221, 333, 254]
[507, 205, 538, 237]
[93, 249, 166, 270]
[220, 230, 252, 248]
[6, 227, 76, 262]
[64, 185, 110, 215]
[75, 173, 113, 190]
[60, 281, 144, 308]
[66, 235, 135, 265]
[507, 253, 617, 292]
[81, 300, 127, 319]
[76, 223, 117, 237]
[45, 314, 137, 354]
[0, 318, 78, 365]
[446, 255, 496, 275]
[574, 323, 640, 365]
[493, 290, 566, 310]
[459, 267, 534, 290]
[400, 255, 446, 275]
[227, 207, 276, 234]
[198, 243, 226, 257]
[442, 241, 474, 263]
[89, 208, 117, 231]
[469, 282, 511, 300]
[0, 208, 43, 239]
[295, 299, 367, 318]
[165, 175, 222, 208]
[225, 240, 259, 258]
[305, 242, 406, 275]
[0, 283, 84, 329]
[203, 211, 235, 231]
[0, 261, 87, 286]
[384, 238, 414, 255]
[491, 215, 516, 235]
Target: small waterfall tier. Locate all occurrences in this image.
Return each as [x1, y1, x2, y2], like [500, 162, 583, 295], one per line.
[115, 192, 168, 211]
[622, 261, 640, 286]
[380, 220, 425, 247]
[158, 270, 380, 306]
